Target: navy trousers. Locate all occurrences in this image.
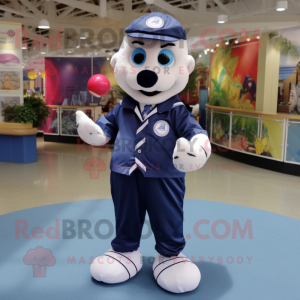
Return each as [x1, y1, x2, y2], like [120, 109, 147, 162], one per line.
[110, 170, 186, 257]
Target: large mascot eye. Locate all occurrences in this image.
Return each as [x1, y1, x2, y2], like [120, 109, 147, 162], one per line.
[131, 48, 146, 65]
[158, 49, 174, 66]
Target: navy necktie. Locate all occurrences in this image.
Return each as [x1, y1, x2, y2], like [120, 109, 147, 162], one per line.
[142, 105, 152, 119]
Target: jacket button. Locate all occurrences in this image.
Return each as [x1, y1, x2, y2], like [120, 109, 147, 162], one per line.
[138, 149, 141, 153]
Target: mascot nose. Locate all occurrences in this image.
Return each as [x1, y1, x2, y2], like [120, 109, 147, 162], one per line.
[137, 70, 158, 88]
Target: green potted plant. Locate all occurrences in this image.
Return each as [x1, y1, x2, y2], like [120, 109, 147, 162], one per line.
[2, 93, 50, 128]
[0, 94, 50, 163]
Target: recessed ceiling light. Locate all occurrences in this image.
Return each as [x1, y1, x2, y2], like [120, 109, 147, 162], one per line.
[276, 1, 288, 11]
[216, 44, 219, 47]
[218, 15, 228, 24]
[211, 49, 214, 52]
[247, 38, 250, 42]
[256, 35, 260, 39]
[41, 52, 46, 54]
[80, 32, 88, 40]
[199, 54, 201, 57]
[225, 40, 229, 45]
[235, 40, 239, 44]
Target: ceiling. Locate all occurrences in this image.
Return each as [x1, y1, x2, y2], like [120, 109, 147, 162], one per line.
[0, 0, 300, 64]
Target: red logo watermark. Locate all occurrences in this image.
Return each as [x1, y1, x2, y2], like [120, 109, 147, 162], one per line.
[83, 157, 106, 179]
[23, 246, 56, 277]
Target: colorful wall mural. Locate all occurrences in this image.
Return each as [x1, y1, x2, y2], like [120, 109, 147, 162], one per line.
[179, 50, 210, 105]
[209, 41, 259, 111]
[45, 57, 92, 106]
[45, 57, 125, 106]
[41, 56, 125, 134]
[287, 62, 300, 115]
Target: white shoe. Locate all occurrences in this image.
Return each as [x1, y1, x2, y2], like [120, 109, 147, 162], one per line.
[153, 253, 201, 293]
[90, 249, 143, 284]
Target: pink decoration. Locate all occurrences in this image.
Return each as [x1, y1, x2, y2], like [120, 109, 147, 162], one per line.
[87, 74, 111, 98]
[0, 54, 20, 65]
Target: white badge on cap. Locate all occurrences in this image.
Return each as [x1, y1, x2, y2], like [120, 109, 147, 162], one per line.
[146, 17, 164, 29]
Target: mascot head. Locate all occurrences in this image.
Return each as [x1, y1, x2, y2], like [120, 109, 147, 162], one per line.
[111, 13, 195, 105]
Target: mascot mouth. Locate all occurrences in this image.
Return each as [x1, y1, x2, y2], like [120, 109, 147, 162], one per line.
[139, 90, 161, 97]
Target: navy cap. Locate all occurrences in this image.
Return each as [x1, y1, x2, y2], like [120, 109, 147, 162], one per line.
[125, 13, 186, 42]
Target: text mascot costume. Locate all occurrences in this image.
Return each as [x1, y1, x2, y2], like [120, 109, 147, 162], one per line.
[76, 13, 211, 293]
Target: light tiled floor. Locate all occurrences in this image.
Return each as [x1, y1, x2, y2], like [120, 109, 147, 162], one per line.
[0, 137, 299, 220]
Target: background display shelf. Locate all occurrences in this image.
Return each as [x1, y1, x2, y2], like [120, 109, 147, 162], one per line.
[206, 104, 300, 175]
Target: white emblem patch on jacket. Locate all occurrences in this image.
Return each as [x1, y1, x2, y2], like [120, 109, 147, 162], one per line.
[153, 120, 170, 137]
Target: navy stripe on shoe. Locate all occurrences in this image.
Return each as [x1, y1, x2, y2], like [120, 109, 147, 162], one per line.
[108, 251, 138, 274]
[155, 261, 188, 281]
[153, 258, 179, 272]
[200, 146, 208, 158]
[104, 254, 131, 279]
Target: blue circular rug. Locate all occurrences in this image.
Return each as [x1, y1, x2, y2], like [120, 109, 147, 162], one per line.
[0, 199, 299, 300]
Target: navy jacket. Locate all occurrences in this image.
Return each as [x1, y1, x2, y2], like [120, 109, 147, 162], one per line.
[96, 94, 207, 178]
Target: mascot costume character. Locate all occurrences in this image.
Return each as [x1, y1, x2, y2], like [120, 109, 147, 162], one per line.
[76, 13, 211, 293]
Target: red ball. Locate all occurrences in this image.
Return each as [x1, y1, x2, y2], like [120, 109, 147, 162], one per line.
[87, 74, 110, 98]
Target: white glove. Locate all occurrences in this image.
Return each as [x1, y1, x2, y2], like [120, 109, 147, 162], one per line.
[76, 111, 110, 146]
[173, 134, 211, 173]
